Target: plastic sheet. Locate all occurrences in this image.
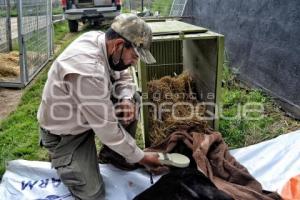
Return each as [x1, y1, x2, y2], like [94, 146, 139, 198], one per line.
[0, 160, 161, 200]
[230, 129, 300, 192]
[0, 129, 299, 199]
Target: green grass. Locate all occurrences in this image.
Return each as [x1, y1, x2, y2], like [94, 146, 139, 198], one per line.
[0, 6, 63, 17]
[121, 0, 173, 16]
[219, 66, 300, 148]
[0, 71, 50, 176]
[54, 21, 70, 44]
[0, 19, 299, 178]
[10, 21, 69, 52]
[151, 0, 173, 16]
[0, 21, 83, 177]
[10, 9, 17, 17]
[0, 8, 17, 17]
[52, 7, 64, 15]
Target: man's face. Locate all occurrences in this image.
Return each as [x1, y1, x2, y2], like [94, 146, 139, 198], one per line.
[111, 38, 139, 69]
[120, 40, 139, 66]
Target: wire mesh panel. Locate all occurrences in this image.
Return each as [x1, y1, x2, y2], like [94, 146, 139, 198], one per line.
[151, 0, 173, 16]
[0, 0, 52, 87]
[18, 0, 52, 82]
[52, 0, 63, 15]
[169, 0, 187, 16]
[9, 0, 16, 7]
[122, 0, 150, 12]
[0, 0, 9, 52]
[122, 0, 173, 17]
[0, 0, 17, 84]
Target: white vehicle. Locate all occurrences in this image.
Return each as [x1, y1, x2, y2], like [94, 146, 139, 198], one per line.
[63, 0, 121, 32]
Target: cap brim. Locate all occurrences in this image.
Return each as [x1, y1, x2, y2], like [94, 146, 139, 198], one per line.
[135, 47, 156, 64]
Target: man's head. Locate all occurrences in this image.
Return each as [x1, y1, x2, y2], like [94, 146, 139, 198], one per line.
[106, 14, 156, 71]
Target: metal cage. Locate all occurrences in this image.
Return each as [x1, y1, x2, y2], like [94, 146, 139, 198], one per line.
[136, 20, 224, 146]
[0, 0, 53, 88]
[0, 0, 12, 53]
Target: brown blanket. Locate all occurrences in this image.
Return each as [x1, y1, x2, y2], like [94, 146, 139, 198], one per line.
[146, 128, 281, 200]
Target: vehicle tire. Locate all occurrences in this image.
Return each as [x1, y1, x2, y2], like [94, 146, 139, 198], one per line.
[93, 19, 101, 27]
[68, 20, 78, 32]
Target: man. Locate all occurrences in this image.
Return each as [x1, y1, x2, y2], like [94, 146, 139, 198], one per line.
[38, 14, 161, 200]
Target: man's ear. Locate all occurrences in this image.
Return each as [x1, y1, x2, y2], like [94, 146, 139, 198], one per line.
[115, 38, 125, 46]
[113, 38, 125, 51]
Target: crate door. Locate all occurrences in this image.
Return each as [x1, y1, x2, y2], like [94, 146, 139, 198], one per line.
[183, 37, 224, 129]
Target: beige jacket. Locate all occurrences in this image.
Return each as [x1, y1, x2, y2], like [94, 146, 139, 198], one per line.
[37, 31, 144, 163]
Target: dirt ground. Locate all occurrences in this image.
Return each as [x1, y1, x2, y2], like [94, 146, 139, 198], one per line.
[0, 51, 22, 121]
[0, 88, 23, 121]
[0, 52, 47, 121]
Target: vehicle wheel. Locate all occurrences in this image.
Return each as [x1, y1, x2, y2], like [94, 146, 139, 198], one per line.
[93, 20, 101, 27]
[68, 20, 78, 32]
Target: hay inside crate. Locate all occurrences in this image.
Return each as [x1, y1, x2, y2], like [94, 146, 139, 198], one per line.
[0, 51, 20, 80]
[138, 20, 224, 147]
[148, 72, 208, 145]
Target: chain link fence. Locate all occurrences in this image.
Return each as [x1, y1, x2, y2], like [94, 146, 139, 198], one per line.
[122, 0, 173, 16]
[0, 0, 53, 87]
[20, 0, 52, 78]
[169, 0, 187, 16]
[52, 0, 63, 15]
[0, 0, 11, 53]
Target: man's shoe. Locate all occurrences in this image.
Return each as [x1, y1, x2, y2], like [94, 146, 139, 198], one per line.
[98, 145, 139, 171]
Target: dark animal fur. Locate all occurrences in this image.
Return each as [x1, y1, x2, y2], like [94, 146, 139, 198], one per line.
[134, 168, 233, 200]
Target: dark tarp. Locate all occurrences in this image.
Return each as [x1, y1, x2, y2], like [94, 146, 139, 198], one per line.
[183, 0, 300, 119]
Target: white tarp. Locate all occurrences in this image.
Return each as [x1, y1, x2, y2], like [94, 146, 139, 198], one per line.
[0, 129, 299, 200]
[230, 129, 300, 192]
[0, 161, 161, 200]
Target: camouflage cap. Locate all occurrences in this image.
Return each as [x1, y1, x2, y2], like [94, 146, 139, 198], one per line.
[111, 13, 156, 64]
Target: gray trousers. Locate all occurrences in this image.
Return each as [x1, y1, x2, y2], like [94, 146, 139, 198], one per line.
[40, 121, 138, 200]
[40, 128, 105, 200]
[40, 93, 141, 200]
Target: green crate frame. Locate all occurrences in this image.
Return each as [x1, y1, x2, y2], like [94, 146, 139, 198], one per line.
[136, 23, 224, 147]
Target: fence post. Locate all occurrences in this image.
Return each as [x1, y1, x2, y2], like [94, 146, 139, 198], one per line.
[17, 0, 27, 84]
[6, 0, 12, 51]
[141, 0, 143, 12]
[48, 0, 53, 57]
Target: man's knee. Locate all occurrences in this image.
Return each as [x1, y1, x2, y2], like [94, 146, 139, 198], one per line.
[53, 155, 105, 200]
[39, 127, 61, 154]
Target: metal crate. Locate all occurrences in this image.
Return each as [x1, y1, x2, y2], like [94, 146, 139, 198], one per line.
[136, 20, 224, 146]
[0, 0, 53, 88]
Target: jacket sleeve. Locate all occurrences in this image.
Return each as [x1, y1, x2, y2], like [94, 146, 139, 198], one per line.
[65, 74, 144, 163]
[112, 68, 136, 99]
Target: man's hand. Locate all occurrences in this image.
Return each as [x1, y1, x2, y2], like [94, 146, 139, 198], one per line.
[138, 153, 169, 175]
[138, 153, 161, 168]
[115, 99, 136, 126]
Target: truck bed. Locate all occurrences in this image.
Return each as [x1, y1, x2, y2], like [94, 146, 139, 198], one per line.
[65, 6, 117, 15]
